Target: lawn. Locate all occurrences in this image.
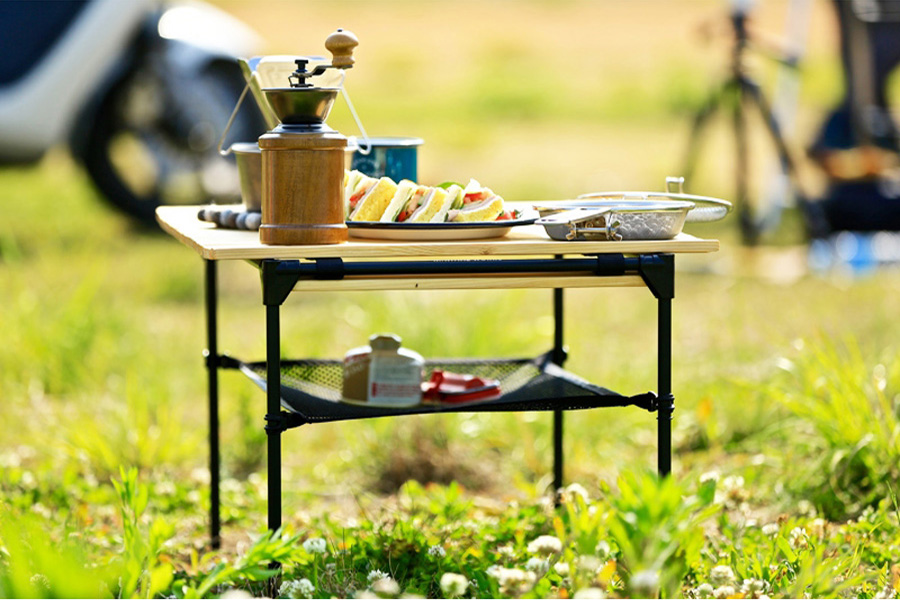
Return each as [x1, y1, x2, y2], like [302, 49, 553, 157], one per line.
[2, 0, 899, 598]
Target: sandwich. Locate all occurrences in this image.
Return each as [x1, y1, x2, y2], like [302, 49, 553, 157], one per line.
[407, 186, 450, 222]
[382, 184, 446, 222]
[448, 179, 505, 222]
[430, 184, 463, 223]
[344, 170, 375, 218]
[348, 176, 399, 221]
[380, 180, 418, 222]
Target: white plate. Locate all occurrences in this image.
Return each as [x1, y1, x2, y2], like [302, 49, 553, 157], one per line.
[347, 211, 538, 241]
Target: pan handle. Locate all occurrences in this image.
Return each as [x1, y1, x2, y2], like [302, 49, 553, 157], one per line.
[666, 176, 685, 194]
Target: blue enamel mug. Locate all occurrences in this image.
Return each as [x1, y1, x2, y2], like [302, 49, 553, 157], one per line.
[350, 136, 424, 182]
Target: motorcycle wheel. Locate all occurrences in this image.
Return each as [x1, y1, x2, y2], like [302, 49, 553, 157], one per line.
[82, 59, 266, 226]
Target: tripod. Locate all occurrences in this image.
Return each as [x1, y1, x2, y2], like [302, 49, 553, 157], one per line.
[682, 9, 826, 244]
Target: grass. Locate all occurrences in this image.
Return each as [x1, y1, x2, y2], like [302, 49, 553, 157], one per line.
[3, 0, 900, 597]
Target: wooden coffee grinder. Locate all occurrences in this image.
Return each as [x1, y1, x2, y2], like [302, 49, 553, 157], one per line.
[258, 29, 358, 245]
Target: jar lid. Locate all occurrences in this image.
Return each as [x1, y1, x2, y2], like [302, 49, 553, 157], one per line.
[369, 333, 401, 351]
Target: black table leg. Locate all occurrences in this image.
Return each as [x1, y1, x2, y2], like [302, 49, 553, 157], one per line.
[265, 303, 283, 534]
[204, 259, 221, 549]
[657, 296, 673, 477]
[552, 286, 565, 492]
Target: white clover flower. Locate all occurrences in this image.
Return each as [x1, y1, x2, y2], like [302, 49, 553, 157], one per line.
[808, 517, 826, 539]
[279, 578, 315, 600]
[439, 573, 469, 598]
[220, 590, 253, 599]
[709, 565, 736, 587]
[527, 535, 563, 556]
[873, 584, 898, 599]
[714, 585, 736, 599]
[572, 587, 606, 599]
[497, 544, 516, 559]
[563, 482, 590, 503]
[761, 523, 779, 537]
[302, 537, 327, 555]
[721, 475, 744, 491]
[371, 577, 400, 597]
[29, 574, 50, 592]
[488, 567, 537, 595]
[740, 578, 770, 598]
[594, 540, 611, 560]
[789, 527, 808, 549]
[630, 569, 659, 595]
[324, 562, 337, 575]
[692, 582, 715, 599]
[367, 569, 390, 584]
[524, 557, 549, 576]
[553, 561, 570, 577]
[427, 544, 446, 558]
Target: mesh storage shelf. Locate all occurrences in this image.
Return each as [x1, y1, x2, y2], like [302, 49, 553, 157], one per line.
[225, 351, 658, 426]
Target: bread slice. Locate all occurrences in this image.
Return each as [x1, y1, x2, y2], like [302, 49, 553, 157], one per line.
[349, 177, 399, 221]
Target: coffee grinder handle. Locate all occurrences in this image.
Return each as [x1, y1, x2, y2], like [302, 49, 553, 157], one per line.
[325, 29, 359, 68]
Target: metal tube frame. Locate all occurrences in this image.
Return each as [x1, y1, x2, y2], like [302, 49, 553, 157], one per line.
[202, 252, 675, 542]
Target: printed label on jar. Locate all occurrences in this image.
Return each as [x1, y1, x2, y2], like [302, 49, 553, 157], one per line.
[368, 354, 421, 406]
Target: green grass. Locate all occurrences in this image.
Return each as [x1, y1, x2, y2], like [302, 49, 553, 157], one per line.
[3, 0, 900, 596]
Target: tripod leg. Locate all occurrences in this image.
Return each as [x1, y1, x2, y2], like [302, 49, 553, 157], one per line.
[733, 81, 758, 245]
[741, 78, 830, 239]
[682, 83, 732, 184]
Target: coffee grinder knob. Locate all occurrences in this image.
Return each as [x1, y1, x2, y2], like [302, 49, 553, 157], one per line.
[325, 28, 358, 69]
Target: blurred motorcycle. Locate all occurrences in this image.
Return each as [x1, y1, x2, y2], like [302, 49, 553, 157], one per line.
[0, 0, 268, 224]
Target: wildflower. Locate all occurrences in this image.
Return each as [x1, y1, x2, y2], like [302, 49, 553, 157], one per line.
[525, 557, 550, 576]
[594, 540, 611, 560]
[808, 517, 826, 539]
[367, 569, 390, 584]
[302, 537, 327, 555]
[714, 585, 736, 599]
[439, 573, 469, 598]
[709, 565, 736, 587]
[789, 527, 808, 549]
[324, 562, 337, 575]
[279, 578, 315, 599]
[427, 544, 446, 558]
[527, 534, 563, 556]
[874, 584, 898, 599]
[497, 544, 516, 559]
[29, 574, 50, 593]
[573, 588, 606, 599]
[692, 583, 715, 599]
[553, 561, 571, 577]
[563, 482, 591, 503]
[740, 578, 770, 598]
[761, 523, 779, 537]
[371, 577, 400, 597]
[721, 475, 744, 491]
[630, 569, 660, 596]
[487, 566, 537, 596]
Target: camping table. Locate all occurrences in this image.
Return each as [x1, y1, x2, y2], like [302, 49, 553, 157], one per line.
[156, 205, 719, 548]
